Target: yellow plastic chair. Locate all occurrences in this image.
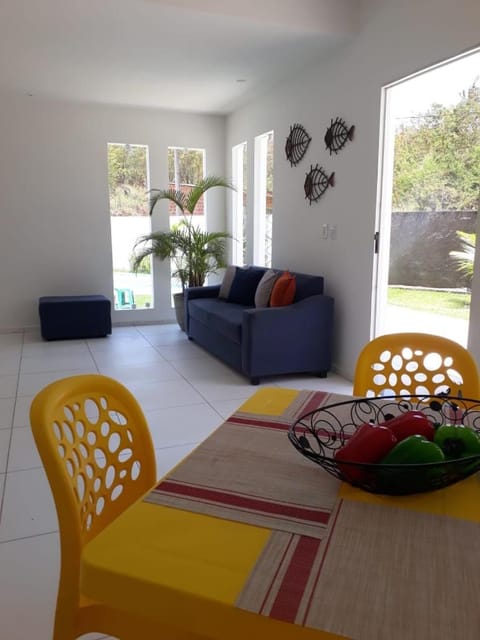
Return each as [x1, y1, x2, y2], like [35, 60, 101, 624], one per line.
[353, 332, 480, 399]
[30, 374, 198, 640]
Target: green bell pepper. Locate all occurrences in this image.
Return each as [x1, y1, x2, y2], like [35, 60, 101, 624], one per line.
[377, 435, 446, 494]
[434, 424, 480, 460]
[381, 435, 445, 465]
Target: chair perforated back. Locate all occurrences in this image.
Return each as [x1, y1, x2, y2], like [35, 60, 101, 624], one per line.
[30, 374, 157, 639]
[353, 333, 480, 399]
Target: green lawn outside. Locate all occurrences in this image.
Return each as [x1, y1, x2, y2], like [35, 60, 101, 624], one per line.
[387, 287, 471, 320]
[114, 293, 153, 310]
[134, 294, 152, 308]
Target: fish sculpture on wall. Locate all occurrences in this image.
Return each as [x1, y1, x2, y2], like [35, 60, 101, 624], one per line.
[324, 117, 355, 155]
[304, 164, 335, 204]
[285, 123, 312, 166]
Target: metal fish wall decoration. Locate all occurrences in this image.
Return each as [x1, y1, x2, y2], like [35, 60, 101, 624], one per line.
[324, 117, 355, 155]
[285, 123, 312, 166]
[304, 165, 335, 204]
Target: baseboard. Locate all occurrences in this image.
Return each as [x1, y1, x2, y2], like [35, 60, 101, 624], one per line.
[112, 320, 177, 327]
[0, 320, 178, 335]
[0, 325, 38, 335]
[331, 362, 353, 382]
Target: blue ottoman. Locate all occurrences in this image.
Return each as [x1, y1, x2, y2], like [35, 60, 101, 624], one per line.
[39, 295, 112, 341]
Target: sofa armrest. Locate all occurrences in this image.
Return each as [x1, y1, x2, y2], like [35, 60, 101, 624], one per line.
[184, 285, 220, 301]
[242, 294, 334, 378]
[184, 285, 220, 334]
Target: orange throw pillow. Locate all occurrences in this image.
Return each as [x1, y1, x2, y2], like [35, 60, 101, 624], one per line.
[270, 271, 296, 307]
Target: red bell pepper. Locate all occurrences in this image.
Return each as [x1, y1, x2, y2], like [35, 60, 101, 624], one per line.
[334, 422, 397, 484]
[381, 410, 435, 442]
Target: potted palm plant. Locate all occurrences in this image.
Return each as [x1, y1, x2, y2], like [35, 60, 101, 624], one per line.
[450, 230, 475, 285]
[132, 175, 235, 330]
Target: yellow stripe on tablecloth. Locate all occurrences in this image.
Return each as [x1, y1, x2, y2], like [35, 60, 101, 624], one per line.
[238, 387, 300, 416]
[339, 473, 480, 522]
[83, 502, 271, 605]
[82, 501, 348, 639]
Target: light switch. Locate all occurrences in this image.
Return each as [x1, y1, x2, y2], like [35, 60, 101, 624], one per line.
[329, 225, 337, 240]
[322, 224, 329, 239]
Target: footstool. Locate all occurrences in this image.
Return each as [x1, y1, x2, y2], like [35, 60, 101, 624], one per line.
[39, 295, 112, 341]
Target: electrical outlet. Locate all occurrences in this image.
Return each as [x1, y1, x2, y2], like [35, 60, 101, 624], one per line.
[322, 224, 329, 239]
[329, 225, 337, 240]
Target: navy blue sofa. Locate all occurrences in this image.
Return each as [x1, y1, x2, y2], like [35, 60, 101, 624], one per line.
[185, 268, 334, 384]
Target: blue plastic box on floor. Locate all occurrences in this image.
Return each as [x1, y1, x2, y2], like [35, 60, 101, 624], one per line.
[38, 295, 112, 341]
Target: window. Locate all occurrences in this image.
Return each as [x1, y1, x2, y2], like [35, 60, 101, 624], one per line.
[231, 142, 247, 265]
[107, 143, 153, 310]
[253, 131, 273, 267]
[167, 147, 205, 296]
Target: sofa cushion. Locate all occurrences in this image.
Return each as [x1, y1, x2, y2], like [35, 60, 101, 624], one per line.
[254, 269, 279, 308]
[227, 267, 265, 306]
[293, 273, 324, 301]
[270, 271, 296, 307]
[188, 298, 245, 344]
[218, 265, 237, 299]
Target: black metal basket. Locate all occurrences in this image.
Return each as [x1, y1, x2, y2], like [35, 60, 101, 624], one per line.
[288, 394, 480, 495]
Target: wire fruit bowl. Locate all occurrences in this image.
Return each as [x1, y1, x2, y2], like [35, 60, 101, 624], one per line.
[288, 394, 480, 495]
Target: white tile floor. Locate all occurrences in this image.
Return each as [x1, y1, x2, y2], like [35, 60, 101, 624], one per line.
[0, 323, 353, 640]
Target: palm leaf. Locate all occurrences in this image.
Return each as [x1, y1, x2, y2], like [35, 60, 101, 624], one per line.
[449, 231, 476, 282]
[148, 188, 186, 215]
[184, 176, 235, 214]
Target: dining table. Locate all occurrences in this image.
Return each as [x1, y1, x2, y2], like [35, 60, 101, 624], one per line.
[80, 386, 480, 640]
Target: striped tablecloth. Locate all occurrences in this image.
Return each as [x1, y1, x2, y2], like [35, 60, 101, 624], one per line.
[145, 388, 480, 640]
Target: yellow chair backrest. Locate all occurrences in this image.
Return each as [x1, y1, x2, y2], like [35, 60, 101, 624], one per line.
[353, 333, 480, 399]
[30, 374, 157, 640]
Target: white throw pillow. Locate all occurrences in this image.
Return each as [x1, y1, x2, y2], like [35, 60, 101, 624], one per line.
[218, 265, 237, 299]
[254, 269, 279, 308]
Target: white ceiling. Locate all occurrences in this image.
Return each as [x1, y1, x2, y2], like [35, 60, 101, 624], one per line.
[0, 0, 359, 114]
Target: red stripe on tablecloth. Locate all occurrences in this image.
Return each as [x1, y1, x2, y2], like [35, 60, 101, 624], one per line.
[228, 416, 289, 431]
[155, 480, 331, 524]
[300, 391, 331, 416]
[269, 536, 322, 622]
[259, 534, 296, 614]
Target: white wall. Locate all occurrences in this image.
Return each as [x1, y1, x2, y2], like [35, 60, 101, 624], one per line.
[226, 0, 480, 379]
[0, 96, 226, 330]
